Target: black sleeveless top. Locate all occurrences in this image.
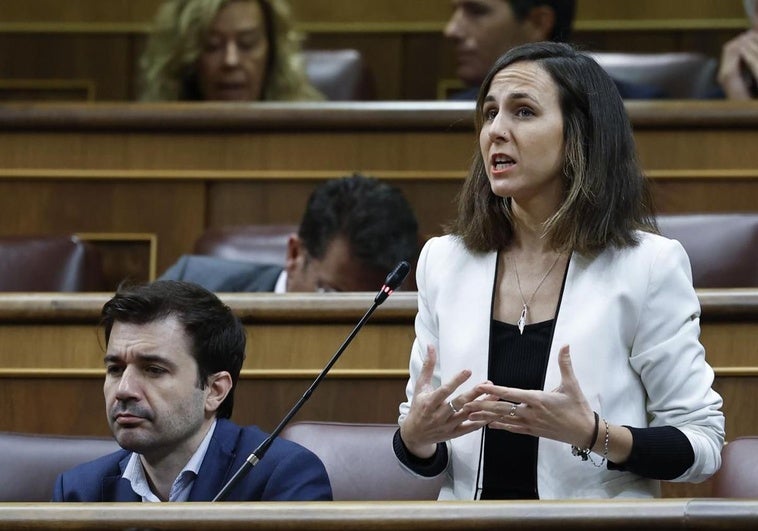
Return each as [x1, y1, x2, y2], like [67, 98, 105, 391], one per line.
[480, 318, 554, 499]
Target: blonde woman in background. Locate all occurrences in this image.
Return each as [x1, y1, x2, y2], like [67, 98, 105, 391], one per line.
[139, 0, 323, 101]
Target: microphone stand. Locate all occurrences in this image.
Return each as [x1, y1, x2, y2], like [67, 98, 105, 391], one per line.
[212, 261, 409, 502]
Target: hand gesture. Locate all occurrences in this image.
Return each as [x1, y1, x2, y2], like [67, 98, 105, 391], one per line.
[400, 345, 488, 458]
[465, 345, 596, 449]
[718, 29, 758, 99]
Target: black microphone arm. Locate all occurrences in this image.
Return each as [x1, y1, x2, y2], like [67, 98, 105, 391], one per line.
[212, 260, 410, 502]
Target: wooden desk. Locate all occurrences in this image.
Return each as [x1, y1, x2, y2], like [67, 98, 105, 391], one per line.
[0, 289, 754, 431]
[0, 290, 755, 499]
[0, 102, 756, 278]
[0, 500, 757, 530]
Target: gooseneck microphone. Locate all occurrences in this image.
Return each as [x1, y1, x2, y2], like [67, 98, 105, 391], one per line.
[212, 261, 410, 502]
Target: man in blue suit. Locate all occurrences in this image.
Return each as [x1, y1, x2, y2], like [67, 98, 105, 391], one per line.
[52, 280, 332, 502]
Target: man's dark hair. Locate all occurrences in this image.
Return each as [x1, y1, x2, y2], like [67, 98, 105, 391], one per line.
[297, 174, 420, 274]
[507, 0, 576, 42]
[101, 280, 246, 419]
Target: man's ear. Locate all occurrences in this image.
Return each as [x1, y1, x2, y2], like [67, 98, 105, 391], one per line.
[284, 234, 303, 275]
[523, 5, 556, 42]
[204, 371, 233, 414]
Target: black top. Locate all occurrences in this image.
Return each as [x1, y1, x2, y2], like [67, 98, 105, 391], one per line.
[480, 319, 553, 499]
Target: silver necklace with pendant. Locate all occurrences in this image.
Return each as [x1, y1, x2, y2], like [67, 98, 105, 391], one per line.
[511, 253, 562, 335]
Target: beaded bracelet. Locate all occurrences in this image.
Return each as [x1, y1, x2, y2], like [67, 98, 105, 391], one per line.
[597, 417, 610, 467]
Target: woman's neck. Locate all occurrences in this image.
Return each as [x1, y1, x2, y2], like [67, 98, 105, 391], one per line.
[508, 195, 561, 254]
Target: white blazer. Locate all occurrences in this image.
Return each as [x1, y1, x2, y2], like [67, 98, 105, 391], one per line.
[398, 233, 725, 500]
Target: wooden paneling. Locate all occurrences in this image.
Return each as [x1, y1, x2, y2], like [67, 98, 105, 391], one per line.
[0, 290, 754, 428]
[0, 375, 406, 437]
[574, 1, 747, 27]
[76, 233, 158, 287]
[649, 177, 758, 213]
[1, 1, 750, 30]
[0, 79, 94, 102]
[0, 0, 159, 27]
[0, 33, 137, 101]
[0, 293, 418, 372]
[0, 178, 203, 276]
[0, 102, 755, 273]
[0, 291, 755, 369]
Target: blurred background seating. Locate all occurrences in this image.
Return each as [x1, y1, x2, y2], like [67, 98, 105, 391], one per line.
[0, 422, 444, 501]
[191, 224, 420, 291]
[657, 213, 758, 288]
[0, 430, 754, 509]
[191, 215, 758, 291]
[0, 431, 118, 501]
[281, 421, 443, 500]
[711, 436, 758, 497]
[193, 224, 296, 266]
[0, 234, 106, 291]
[588, 52, 720, 98]
[1, 0, 749, 101]
[303, 49, 375, 101]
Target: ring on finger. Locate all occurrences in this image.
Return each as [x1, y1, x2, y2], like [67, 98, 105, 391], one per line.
[508, 403, 518, 417]
[448, 400, 459, 414]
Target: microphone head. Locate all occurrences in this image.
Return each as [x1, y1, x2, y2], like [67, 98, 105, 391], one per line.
[384, 261, 410, 291]
[374, 261, 410, 304]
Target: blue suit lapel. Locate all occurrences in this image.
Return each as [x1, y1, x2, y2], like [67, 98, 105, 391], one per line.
[103, 454, 140, 501]
[188, 420, 240, 501]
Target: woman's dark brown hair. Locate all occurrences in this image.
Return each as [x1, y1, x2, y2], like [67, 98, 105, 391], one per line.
[450, 41, 657, 255]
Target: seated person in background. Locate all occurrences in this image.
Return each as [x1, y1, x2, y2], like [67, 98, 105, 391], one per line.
[444, 0, 664, 100]
[395, 42, 724, 500]
[718, 0, 758, 99]
[139, 0, 323, 101]
[53, 280, 332, 502]
[160, 174, 420, 292]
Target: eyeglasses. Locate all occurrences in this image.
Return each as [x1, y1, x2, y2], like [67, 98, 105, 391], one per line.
[315, 282, 338, 294]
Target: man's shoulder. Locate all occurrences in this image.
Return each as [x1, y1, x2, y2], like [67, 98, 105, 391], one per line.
[213, 420, 325, 477]
[59, 448, 130, 480]
[215, 419, 312, 458]
[214, 418, 266, 446]
[53, 448, 130, 501]
[159, 255, 283, 292]
[210, 419, 332, 501]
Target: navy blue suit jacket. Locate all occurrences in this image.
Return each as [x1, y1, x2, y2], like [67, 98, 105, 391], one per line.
[51, 419, 332, 502]
[159, 255, 282, 292]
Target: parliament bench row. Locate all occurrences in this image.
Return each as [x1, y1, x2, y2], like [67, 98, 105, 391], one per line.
[1, 0, 750, 101]
[2, 213, 758, 291]
[1, 101, 756, 275]
[0, 289, 755, 501]
[0, 289, 758, 497]
[1, 423, 756, 502]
